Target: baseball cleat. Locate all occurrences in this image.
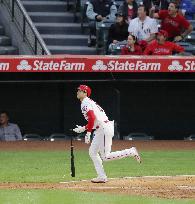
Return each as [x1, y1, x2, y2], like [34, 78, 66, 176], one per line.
[91, 177, 108, 183]
[132, 147, 141, 164]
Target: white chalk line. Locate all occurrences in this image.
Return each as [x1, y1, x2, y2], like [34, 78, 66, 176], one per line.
[177, 185, 195, 190]
[59, 175, 195, 184]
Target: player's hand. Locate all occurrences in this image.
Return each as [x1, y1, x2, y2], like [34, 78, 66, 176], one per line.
[73, 125, 85, 133]
[85, 132, 91, 144]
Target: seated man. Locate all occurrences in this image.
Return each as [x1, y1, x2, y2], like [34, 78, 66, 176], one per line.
[144, 29, 184, 55]
[0, 111, 22, 141]
[128, 4, 158, 42]
[150, 1, 193, 41]
[86, 0, 117, 46]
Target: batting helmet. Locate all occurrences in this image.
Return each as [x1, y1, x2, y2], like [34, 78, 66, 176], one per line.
[77, 85, 91, 97]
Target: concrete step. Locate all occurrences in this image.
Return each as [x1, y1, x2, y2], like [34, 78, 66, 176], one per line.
[22, 1, 68, 12]
[0, 46, 18, 55]
[29, 12, 74, 23]
[48, 45, 97, 54]
[0, 36, 11, 46]
[35, 22, 82, 34]
[42, 34, 88, 46]
[185, 45, 195, 54]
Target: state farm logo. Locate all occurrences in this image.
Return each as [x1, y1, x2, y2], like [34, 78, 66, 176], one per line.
[92, 60, 107, 70]
[168, 60, 183, 71]
[17, 60, 32, 70]
[92, 60, 161, 71]
[16, 60, 85, 71]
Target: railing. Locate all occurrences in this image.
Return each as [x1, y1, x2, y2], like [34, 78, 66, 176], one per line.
[2, 0, 51, 55]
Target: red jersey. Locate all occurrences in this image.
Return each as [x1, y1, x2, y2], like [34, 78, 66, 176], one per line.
[158, 10, 190, 38]
[144, 40, 184, 55]
[121, 44, 142, 55]
[128, 7, 133, 21]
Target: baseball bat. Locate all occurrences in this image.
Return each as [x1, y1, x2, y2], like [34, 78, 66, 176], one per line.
[70, 129, 75, 177]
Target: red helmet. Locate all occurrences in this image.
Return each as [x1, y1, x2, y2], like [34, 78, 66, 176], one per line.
[157, 30, 168, 38]
[77, 85, 91, 97]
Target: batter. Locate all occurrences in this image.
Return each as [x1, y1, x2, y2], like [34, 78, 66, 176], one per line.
[73, 85, 141, 183]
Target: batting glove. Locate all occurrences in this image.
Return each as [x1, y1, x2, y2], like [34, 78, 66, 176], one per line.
[85, 132, 91, 144]
[73, 125, 86, 133]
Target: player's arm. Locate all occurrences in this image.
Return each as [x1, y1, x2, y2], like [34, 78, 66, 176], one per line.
[85, 110, 96, 132]
[84, 110, 96, 144]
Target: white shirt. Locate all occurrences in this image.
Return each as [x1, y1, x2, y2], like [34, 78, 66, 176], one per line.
[128, 16, 158, 40]
[81, 97, 109, 128]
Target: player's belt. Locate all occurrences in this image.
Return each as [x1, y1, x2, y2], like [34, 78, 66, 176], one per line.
[96, 120, 109, 129]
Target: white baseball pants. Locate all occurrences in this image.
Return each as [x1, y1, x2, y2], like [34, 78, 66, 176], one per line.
[89, 121, 136, 178]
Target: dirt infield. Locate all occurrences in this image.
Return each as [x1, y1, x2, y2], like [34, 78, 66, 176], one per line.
[0, 176, 195, 199]
[0, 140, 195, 199]
[0, 140, 194, 151]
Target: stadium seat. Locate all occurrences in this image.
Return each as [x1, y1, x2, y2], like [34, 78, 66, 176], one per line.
[109, 40, 127, 55]
[123, 132, 154, 141]
[23, 133, 42, 141]
[186, 31, 195, 45]
[184, 134, 195, 140]
[96, 20, 114, 54]
[48, 133, 70, 141]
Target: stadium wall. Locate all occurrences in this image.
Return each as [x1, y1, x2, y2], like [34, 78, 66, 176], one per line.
[0, 81, 194, 139]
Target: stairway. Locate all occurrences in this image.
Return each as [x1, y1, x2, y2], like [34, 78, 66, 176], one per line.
[0, 24, 18, 55]
[22, 0, 97, 55]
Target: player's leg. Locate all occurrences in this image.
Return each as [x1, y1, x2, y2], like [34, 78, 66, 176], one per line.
[100, 121, 141, 163]
[89, 128, 108, 182]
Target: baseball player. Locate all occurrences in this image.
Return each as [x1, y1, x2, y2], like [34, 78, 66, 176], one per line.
[73, 85, 141, 183]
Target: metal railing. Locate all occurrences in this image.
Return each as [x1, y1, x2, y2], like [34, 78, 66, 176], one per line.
[2, 0, 51, 55]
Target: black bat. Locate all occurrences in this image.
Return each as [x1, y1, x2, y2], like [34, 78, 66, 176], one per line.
[70, 130, 75, 177]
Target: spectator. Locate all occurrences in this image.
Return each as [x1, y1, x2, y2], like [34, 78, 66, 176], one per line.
[86, 0, 117, 46]
[144, 0, 170, 14]
[128, 5, 158, 42]
[107, 12, 129, 52]
[151, 1, 193, 42]
[0, 111, 22, 141]
[144, 29, 184, 55]
[118, 0, 138, 23]
[121, 34, 143, 55]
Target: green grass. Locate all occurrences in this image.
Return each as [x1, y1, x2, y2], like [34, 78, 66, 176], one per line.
[0, 150, 195, 204]
[0, 190, 194, 204]
[0, 150, 195, 182]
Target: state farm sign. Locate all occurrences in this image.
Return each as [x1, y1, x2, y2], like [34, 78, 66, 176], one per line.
[0, 55, 194, 72]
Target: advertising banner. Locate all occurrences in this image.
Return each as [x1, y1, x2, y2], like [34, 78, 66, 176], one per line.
[0, 55, 195, 72]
